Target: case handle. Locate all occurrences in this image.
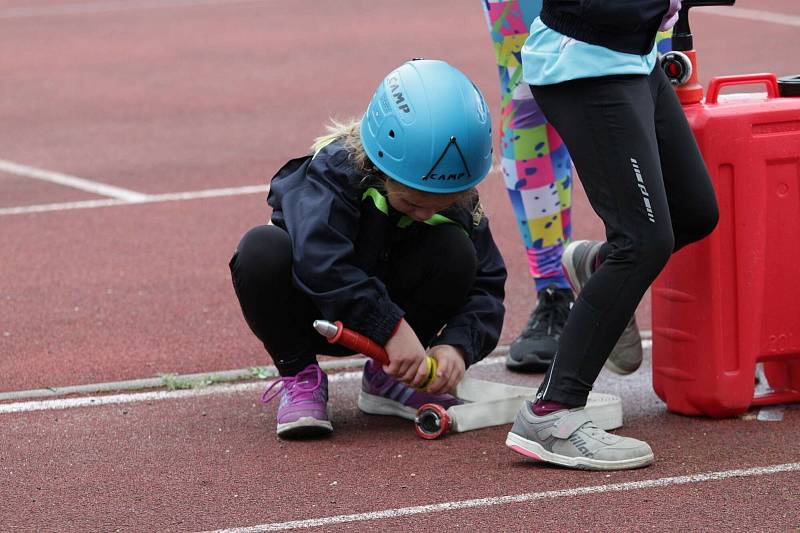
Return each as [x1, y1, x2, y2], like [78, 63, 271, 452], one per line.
[705, 73, 780, 104]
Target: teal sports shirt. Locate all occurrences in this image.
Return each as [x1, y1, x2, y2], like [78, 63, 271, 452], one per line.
[522, 18, 658, 86]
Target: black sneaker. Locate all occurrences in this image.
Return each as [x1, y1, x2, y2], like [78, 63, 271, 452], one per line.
[506, 285, 573, 373]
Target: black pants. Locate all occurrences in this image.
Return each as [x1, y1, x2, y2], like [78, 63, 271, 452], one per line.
[531, 66, 719, 406]
[229, 224, 477, 376]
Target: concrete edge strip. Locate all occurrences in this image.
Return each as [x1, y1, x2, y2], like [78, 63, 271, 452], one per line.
[0, 358, 518, 415]
[206, 462, 800, 532]
[0, 356, 373, 404]
[0, 370, 370, 415]
[0, 333, 652, 404]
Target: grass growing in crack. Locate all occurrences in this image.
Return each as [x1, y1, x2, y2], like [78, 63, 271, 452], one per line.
[249, 366, 277, 380]
[159, 373, 223, 391]
[156, 367, 278, 391]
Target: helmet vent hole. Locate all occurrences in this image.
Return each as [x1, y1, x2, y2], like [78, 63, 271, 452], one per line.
[388, 130, 395, 138]
[378, 151, 384, 157]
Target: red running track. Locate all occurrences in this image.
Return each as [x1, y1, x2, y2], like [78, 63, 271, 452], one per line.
[1, 0, 799, 530]
[4, 0, 799, 390]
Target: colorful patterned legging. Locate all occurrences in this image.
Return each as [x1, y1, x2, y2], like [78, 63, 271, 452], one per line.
[481, 0, 673, 292]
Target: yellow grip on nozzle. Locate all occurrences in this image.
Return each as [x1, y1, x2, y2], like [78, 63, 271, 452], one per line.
[419, 355, 438, 390]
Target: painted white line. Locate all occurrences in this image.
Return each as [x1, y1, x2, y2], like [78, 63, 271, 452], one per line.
[0, 0, 262, 19]
[701, 6, 800, 28]
[207, 462, 800, 532]
[0, 197, 127, 215]
[0, 335, 660, 404]
[0, 371, 363, 415]
[0, 356, 368, 402]
[0, 184, 267, 216]
[0, 382, 262, 414]
[146, 185, 267, 202]
[0, 159, 149, 201]
[0, 356, 511, 413]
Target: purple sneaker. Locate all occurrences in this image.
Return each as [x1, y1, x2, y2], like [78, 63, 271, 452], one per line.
[357, 360, 462, 420]
[261, 364, 332, 438]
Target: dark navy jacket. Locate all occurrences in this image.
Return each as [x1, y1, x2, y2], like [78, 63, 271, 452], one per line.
[541, 0, 669, 54]
[267, 140, 507, 368]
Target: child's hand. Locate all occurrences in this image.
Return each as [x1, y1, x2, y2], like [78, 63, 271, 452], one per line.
[425, 345, 466, 394]
[384, 319, 429, 385]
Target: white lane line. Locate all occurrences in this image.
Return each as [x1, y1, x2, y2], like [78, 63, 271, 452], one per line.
[0, 0, 262, 19]
[0, 382, 263, 414]
[700, 6, 800, 27]
[0, 356, 375, 402]
[0, 184, 267, 215]
[147, 185, 266, 202]
[0, 371, 362, 415]
[0, 356, 510, 413]
[0, 159, 149, 201]
[0, 197, 127, 215]
[207, 463, 800, 532]
[0, 335, 659, 404]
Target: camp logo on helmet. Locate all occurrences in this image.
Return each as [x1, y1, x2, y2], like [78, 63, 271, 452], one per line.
[386, 74, 410, 113]
[422, 172, 466, 182]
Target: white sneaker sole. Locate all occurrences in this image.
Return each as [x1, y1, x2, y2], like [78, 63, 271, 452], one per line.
[358, 391, 417, 420]
[505, 431, 654, 471]
[276, 417, 333, 438]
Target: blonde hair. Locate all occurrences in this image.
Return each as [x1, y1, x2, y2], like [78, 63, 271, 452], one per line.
[311, 118, 480, 217]
[311, 118, 372, 173]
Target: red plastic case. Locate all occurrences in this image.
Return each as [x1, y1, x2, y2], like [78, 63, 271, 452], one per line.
[651, 73, 800, 417]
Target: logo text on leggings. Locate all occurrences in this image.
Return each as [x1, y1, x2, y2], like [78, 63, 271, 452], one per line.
[631, 158, 655, 223]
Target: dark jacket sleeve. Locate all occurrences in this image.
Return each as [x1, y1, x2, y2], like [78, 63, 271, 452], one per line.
[541, 0, 667, 54]
[429, 212, 507, 367]
[580, 0, 668, 33]
[276, 151, 404, 346]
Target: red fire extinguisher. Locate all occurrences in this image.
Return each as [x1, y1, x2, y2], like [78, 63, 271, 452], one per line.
[651, 1, 800, 417]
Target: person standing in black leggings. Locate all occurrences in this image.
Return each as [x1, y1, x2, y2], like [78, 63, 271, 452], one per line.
[231, 59, 506, 439]
[506, 0, 719, 470]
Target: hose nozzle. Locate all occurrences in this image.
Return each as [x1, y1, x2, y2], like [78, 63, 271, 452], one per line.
[312, 319, 338, 339]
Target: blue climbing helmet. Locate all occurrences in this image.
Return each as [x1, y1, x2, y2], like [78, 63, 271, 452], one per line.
[359, 59, 493, 193]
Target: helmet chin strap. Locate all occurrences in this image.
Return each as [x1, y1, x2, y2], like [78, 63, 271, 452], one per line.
[422, 136, 472, 181]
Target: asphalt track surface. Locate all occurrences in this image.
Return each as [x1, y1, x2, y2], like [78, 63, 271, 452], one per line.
[1, 0, 799, 531]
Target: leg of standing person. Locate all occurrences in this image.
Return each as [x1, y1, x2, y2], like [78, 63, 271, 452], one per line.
[532, 68, 717, 406]
[506, 66, 717, 469]
[482, 0, 574, 373]
[556, 29, 676, 376]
